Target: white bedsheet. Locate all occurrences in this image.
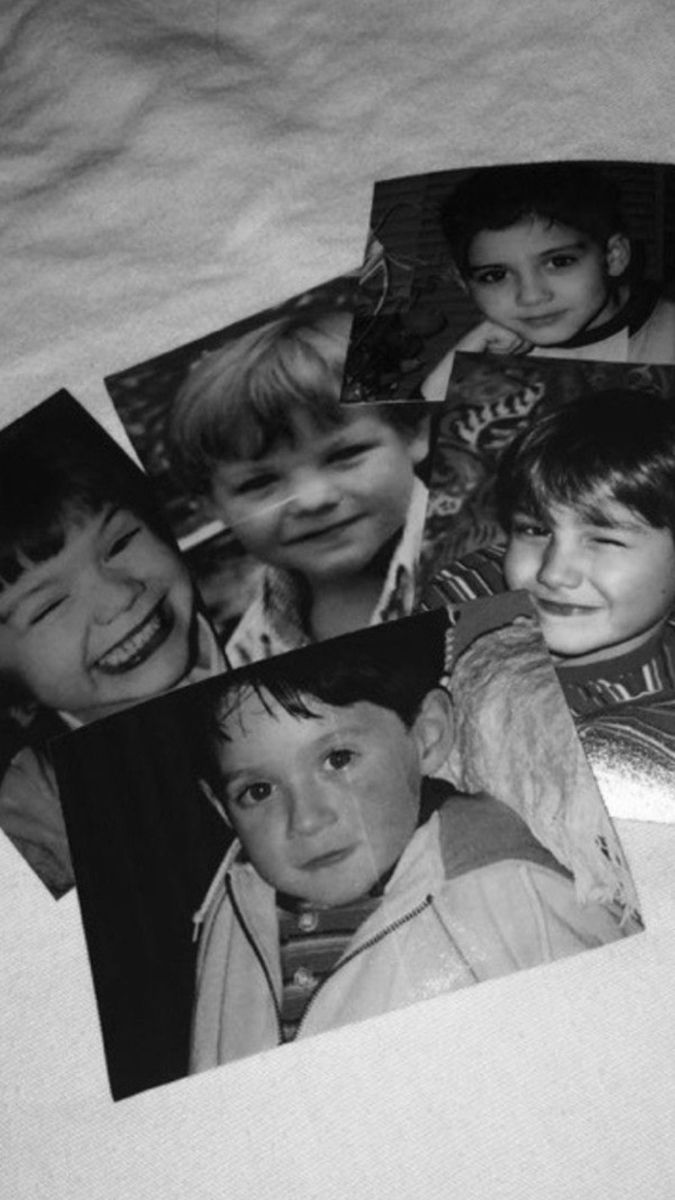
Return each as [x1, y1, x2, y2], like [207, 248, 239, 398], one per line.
[3, 1, 675, 1196]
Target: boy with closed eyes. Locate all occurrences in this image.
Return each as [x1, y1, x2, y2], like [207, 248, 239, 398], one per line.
[422, 163, 675, 400]
[0, 393, 223, 896]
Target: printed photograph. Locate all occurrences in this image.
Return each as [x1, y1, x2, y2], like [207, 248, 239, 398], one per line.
[0, 391, 226, 898]
[419, 356, 675, 821]
[341, 160, 675, 403]
[52, 603, 642, 1101]
[105, 277, 433, 663]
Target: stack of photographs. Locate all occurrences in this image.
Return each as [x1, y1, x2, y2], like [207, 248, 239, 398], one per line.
[5, 158, 675, 1099]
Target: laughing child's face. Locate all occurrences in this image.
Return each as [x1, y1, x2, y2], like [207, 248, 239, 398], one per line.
[0, 505, 196, 721]
[208, 410, 427, 587]
[216, 686, 451, 907]
[464, 217, 629, 347]
[503, 493, 675, 664]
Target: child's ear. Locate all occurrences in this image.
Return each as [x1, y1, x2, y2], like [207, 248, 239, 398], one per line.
[412, 687, 454, 776]
[605, 233, 631, 278]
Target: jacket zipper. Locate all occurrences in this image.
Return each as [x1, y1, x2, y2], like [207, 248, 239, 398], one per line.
[226, 874, 285, 1045]
[294, 894, 434, 1040]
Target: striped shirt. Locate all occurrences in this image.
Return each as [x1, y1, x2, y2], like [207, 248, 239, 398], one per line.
[427, 545, 675, 717]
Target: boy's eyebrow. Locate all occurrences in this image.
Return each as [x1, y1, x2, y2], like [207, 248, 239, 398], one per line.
[582, 513, 649, 533]
[468, 239, 588, 271]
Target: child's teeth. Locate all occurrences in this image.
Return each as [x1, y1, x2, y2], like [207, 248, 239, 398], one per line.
[99, 610, 162, 667]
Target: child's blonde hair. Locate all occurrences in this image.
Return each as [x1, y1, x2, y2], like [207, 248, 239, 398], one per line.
[167, 309, 354, 495]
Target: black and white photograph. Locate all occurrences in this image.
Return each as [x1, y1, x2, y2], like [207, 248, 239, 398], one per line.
[105, 280, 433, 663]
[420, 355, 675, 821]
[53, 603, 642, 1100]
[0, 391, 225, 898]
[341, 161, 675, 404]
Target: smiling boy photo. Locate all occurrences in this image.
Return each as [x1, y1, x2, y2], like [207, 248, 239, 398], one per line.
[429, 388, 675, 722]
[106, 294, 431, 665]
[0, 392, 223, 897]
[340, 162, 675, 404]
[167, 309, 429, 662]
[421, 162, 675, 399]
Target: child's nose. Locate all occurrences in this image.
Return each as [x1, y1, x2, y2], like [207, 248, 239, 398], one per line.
[287, 783, 339, 838]
[516, 268, 552, 306]
[287, 469, 341, 516]
[536, 539, 583, 590]
[93, 572, 145, 624]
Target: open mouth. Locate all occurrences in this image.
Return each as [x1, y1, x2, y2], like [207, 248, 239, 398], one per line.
[301, 846, 355, 871]
[286, 515, 362, 546]
[94, 600, 174, 675]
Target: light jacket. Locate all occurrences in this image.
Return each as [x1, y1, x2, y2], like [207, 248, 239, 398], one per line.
[190, 790, 627, 1070]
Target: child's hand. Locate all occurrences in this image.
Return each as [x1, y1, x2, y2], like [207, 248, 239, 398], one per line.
[456, 320, 533, 356]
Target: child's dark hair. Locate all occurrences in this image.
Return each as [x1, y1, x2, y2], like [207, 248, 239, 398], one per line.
[0, 391, 177, 591]
[496, 389, 675, 537]
[166, 308, 427, 496]
[441, 163, 626, 278]
[199, 611, 449, 796]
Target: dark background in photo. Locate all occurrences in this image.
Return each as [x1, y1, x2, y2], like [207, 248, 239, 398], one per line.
[418, 354, 675, 592]
[341, 161, 675, 403]
[52, 605, 639, 1102]
[53, 678, 233, 1100]
[55, 619, 451, 1100]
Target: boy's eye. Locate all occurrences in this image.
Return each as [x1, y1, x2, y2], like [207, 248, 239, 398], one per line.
[106, 527, 141, 558]
[237, 780, 273, 807]
[325, 442, 374, 466]
[28, 596, 67, 626]
[512, 518, 549, 538]
[471, 268, 507, 286]
[590, 534, 628, 548]
[545, 253, 579, 271]
[325, 748, 355, 771]
[234, 474, 279, 496]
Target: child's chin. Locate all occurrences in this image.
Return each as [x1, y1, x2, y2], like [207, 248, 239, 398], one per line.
[548, 638, 607, 664]
[304, 879, 374, 908]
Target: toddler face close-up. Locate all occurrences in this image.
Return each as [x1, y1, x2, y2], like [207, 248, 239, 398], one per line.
[464, 217, 628, 346]
[208, 410, 426, 586]
[216, 688, 446, 907]
[0, 504, 196, 720]
[503, 493, 675, 664]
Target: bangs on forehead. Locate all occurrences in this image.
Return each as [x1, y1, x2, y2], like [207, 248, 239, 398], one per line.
[0, 497, 108, 590]
[222, 388, 345, 463]
[519, 472, 657, 530]
[213, 679, 321, 741]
